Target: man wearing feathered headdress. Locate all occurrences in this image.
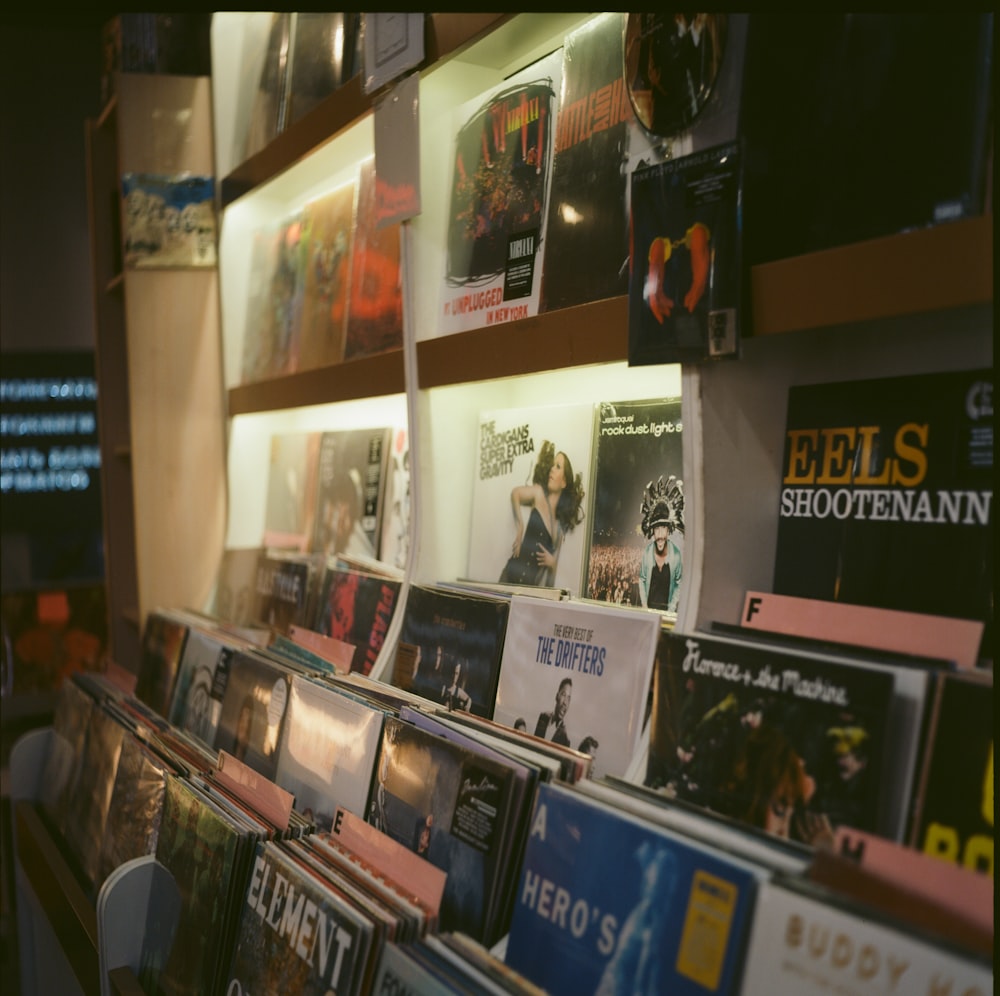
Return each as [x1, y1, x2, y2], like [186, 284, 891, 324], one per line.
[638, 475, 684, 613]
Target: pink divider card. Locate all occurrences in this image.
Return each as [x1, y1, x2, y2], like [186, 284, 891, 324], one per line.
[741, 590, 984, 669]
[833, 825, 993, 936]
[330, 805, 446, 917]
[215, 749, 295, 829]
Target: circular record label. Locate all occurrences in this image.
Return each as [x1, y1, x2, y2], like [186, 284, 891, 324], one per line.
[624, 13, 728, 138]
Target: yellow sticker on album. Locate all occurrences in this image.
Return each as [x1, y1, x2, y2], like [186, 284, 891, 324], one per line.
[676, 870, 738, 990]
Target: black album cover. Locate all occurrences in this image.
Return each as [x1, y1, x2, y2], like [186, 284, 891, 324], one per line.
[584, 397, 684, 612]
[287, 12, 362, 126]
[540, 13, 635, 313]
[389, 583, 510, 719]
[908, 670, 993, 875]
[773, 368, 993, 661]
[646, 631, 895, 845]
[628, 141, 741, 365]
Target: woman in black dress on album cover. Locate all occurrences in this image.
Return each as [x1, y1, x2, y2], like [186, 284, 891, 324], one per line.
[499, 440, 585, 588]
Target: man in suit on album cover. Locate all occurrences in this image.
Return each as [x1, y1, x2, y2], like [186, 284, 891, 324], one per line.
[535, 677, 572, 746]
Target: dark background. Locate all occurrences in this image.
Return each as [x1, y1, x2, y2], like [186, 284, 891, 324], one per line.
[1, 12, 115, 355]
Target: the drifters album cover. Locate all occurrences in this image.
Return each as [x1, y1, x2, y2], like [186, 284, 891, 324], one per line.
[773, 367, 994, 660]
[628, 140, 741, 364]
[438, 49, 562, 337]
[584, 397, 685, 613]
[493, 594, 661, 781]
[467, 402, 595, 597]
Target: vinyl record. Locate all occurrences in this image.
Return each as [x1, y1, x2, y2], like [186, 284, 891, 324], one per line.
[624, 13, 728, 139]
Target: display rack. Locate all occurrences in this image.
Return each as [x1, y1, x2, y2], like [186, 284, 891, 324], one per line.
[10, 728, 158, 996]
[47, 11, 993, 994]
[211, 11, 992, 633]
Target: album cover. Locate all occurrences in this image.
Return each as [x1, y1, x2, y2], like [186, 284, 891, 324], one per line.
[772, 367, 993, 661]
[467, 402, 595, 597]
[96, 731, 169, 888]
[645, 630, 897, 845]
[344, 157, 404, 361]
[314, 563, 401, 676]
[492, 594, 660, 780]
[243, 11, 293, 161]
[240, 214, 307, 384]
[438, 49, 562, 336]
[274, 673, 384, 830]
[504, 780, 761, 996]
[251, 550, 323, 638]
[38, 676, 96, 835]
[367, 715, 521, 945]
[139, 775, 253, 996]
[287, 12, 362, 125]
[134, 609, 190, 719]
[64, 703, 126, 890]
[167, 623, 236, 748]
[262, 431, 322, 552]
[213, 648, 292, 783]
[739, 876, 993, 995]
[121, 173, 216, 268]
[388, 583, 510, 719]
[908, 669, 993, 876]
[628, 140, 741, 364]
[311, 426, 393, 561]
[225, 838, 374, 996]
[539, 13, 635, 313]
[584, 397, 685, 612]
[297, 180, 356, 371]
[740, 14, 995, 267]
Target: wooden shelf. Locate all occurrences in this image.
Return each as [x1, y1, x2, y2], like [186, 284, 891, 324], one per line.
[750, 214, 993, 337]
[417, 296, 628, 388]
[96, 93, 117, 131]
[412, 216, 993, 390]
[220, 14, 508, 208]
[227, 349, 406, 416]
[222, 216, 993, 399]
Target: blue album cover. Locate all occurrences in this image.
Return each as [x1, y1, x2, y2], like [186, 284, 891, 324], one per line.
[505, 781, 760, 995]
